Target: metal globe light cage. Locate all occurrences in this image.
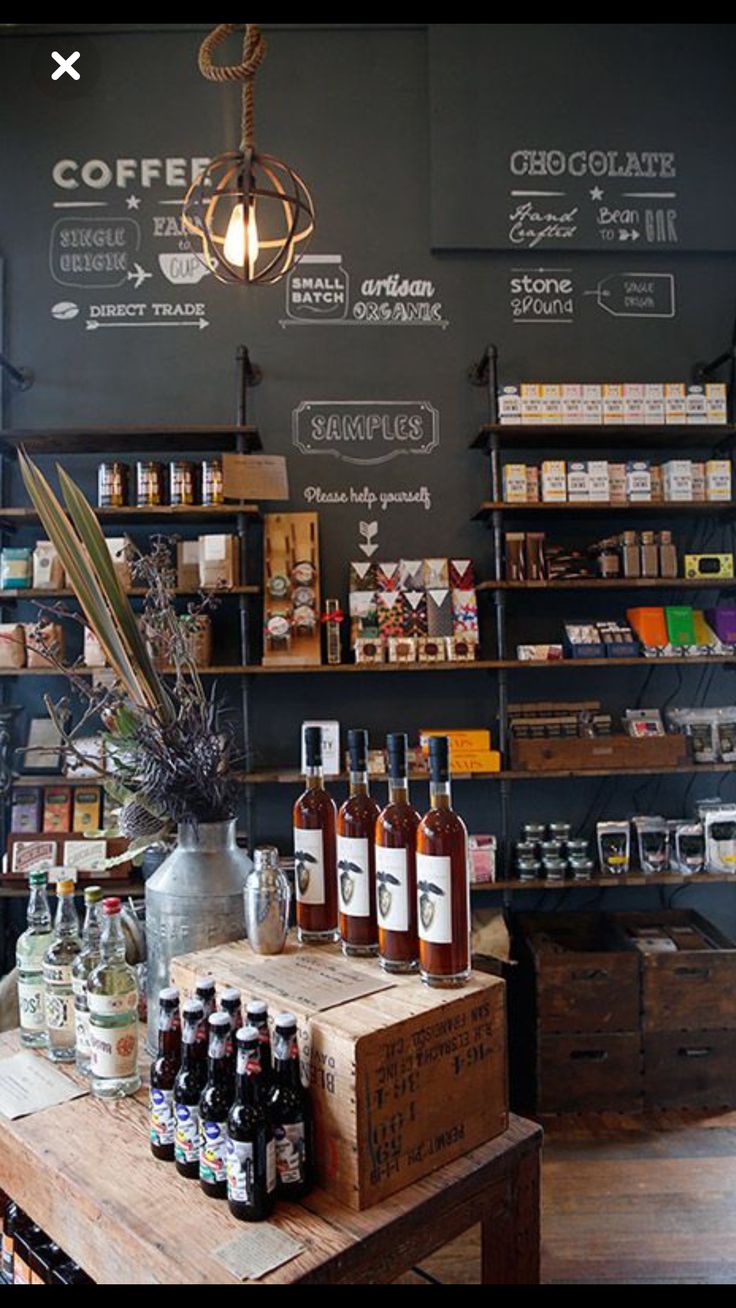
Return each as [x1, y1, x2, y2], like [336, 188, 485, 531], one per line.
[182, 22, 315, 286]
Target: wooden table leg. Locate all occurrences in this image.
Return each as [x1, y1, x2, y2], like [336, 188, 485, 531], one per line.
[481, 1148, 541, 1285]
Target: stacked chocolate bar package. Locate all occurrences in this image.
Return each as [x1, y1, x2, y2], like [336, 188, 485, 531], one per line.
[349, 558, 479, 663]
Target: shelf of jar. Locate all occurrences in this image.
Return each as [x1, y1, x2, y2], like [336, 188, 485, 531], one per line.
[474, 500, 735, 519]
[471, 424, 736, 452]
[0, 425, 262, 458]
[478, 577, 735, 592]
[471, 872, 736, 891]
[0, 504, 259, 526]
[239, 762, 735, 785]
[0, 586, 260, 601]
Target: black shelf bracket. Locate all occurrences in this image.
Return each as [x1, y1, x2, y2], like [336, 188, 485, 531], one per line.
[236, 344, 262, 428]
[693, 343, 736, 423]
[0, 353, 33, 392]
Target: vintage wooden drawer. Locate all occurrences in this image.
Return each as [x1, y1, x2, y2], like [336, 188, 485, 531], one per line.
[171, 940, 508, 1210]
[538, 1032, 643, 1114]
[611, 910, 736, 1032]
[510, 733, 688, 773]
[644, 1030, 736, 1108]
[515, 913, 640, 1034]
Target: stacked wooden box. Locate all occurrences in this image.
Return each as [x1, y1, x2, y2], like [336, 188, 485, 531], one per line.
[511, 910, 736, 1113]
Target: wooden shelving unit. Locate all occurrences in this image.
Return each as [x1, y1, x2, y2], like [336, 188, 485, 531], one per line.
[475, 499, 736, 520]
[471, 422, 736, 452]
[0, 425, 262, 458]
[239, 762, 735, 786]
[472, 872, 736, 892]
[0, 878, 143, 900]
[1, 505, 259, 527]
[0, 586, 260, 601]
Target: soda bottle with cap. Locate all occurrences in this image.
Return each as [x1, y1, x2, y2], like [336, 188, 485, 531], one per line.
[269, 1012, 313, 1201]
[195, 976, 216, 1025]
[174, 998, 207, 1179]
[87, 897, 141, 1098]
[199, 1012, 233, 1198]
[43, 880, 81, 1063]
[71, 885, 104, 1075]
[16, 871, 52, 1048]
[150, 987, 181, 1161]
[246, 999, 272, 1083]
[226, 1026, 276, 1221]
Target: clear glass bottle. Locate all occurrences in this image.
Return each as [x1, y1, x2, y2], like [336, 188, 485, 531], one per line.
[43, 879, 81, 1063]
[376, 733, 420, 974]
[337, 729, 380, 958]
[416, 736, 471, 988]
[293, 726, 338, 944]
[87, 897, 141, 1099]
[71, 885, 103, 1075]
[16, 871, 52, 1048]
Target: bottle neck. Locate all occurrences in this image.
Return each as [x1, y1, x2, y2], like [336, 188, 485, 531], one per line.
[54, 893, 79, 939]
[273, 1032, 301, 1089]
[430, 779, 452, 810]
[27, 885, 51, 931]
[208, 1053, 231, 1086]
[100, 912, 126, 962]
[305, 764, 324, 790]
[388, 776, 409, 806]
[81, 903, 103, 949]
[181, 1028, 206, 1069]
[349, 769, 369, 797]
[158, 1009, 181, 1059]
[235, 1053, 266, 1105]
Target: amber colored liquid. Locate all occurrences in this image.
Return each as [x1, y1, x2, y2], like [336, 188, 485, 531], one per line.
[375, 785, 419, 970]
[416, 790, 470, 985]
[337, 780, 380, 952]
[293, 777, 338, 940]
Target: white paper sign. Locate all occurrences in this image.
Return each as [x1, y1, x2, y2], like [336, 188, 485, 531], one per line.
[0, 1051, 88, 1120]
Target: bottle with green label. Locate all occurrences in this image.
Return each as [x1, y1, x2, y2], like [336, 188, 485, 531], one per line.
[16, 872, 52, 1048]
[87, 897, 140, 1099]
[43, 879, 81, 1063]
[71, 885, 103, 1076]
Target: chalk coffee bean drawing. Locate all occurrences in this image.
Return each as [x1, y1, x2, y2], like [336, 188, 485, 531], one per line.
[377, 870, 401, 920]
[418, 879, 445, 931]
[294, 849, 318, 896]
[51, 301, 80, 320]
[338, 858, 365, 907]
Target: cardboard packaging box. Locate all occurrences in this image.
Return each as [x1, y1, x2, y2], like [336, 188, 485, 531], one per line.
[567, 461, 590, 502]
[497, 386, 521, 424]
[587, 460, 610, 501]
[706, 382, 728, 425]
[692, 462, 706, 502]
[469, 834, 497, 883]
[562, 383, 585, 424]
[541, 460, 567, 503]
[706, 459, 732, 502]
[662, 460, 693, 502]
[177, 540, 200, 591]
[32, 541, 65, 592]
[198, 534, 239, 589]
[0, 624, 26, 669]
[582, 384, 603, 424]
[43, 786, 72, 834]
[106, 538, 132, 590]
[609, 464, 627, 504]
[73, 787, 103, 835]
[526, 465, 540, 502]
[665, 606, 698, 646]
[626, 461, 652, 502]
[26, 622, 65, 670]
[627, 607, 669, 648]
[686, 385, 708, 424]
[623, 383, 645, 425]
[665, 383, 687, 424]
[502, 464, 528, 503]
[11, 787, 42, 835]
[603, 383, 624, 424]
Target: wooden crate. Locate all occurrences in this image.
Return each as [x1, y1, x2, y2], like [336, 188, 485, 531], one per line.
[514, 913, 640, 1034]
[538, 1032, 643, 1113]
[510, 733, 689, 773]
[171, 940, 507, 1211]
[611, 911, 736, 1032]
[644, 1030, 736, 1108]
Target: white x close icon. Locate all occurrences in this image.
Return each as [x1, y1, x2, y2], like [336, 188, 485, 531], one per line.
[51, 50, 81, 81]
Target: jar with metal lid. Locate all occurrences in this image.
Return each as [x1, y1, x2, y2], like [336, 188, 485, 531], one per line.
[542, 858, 567, 882]
[98, 462, 128, 508]
[201, 459, 224, 506]
[136, 461, 166, 507]
[517, 859, 541, 882]
[169, 460, 197, 507]
[522, 823, 546, 843]
[292, 560, 316, 587]
[293, 605, 317, 636]
[515, 840, 537, 861]
[540, 840, 563, 860]
[566, 839, 589, 859]
[243, 846, 291, 955]
[548, 822, 572, 844]
[570, 858, 595, 881]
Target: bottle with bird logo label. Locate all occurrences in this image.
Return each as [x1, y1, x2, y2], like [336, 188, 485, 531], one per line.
[337, 729, 380, 958]
[416, 736, 471, 988]
[293, 726, 338, 944]
[375, 733, 419, 973]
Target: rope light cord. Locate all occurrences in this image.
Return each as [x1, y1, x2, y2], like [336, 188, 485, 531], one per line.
[198, 23, 267, 150]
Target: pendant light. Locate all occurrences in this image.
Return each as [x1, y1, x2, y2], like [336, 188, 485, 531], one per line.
[183, 23, 315, 285]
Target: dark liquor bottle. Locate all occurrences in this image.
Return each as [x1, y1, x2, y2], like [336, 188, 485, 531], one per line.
[269, 1012, 313, 1202]
[246, 998, 272, 1082]
[150, 986, 181, 1161]
[174, 998, 207, 1179]
[194, 976, 216, 1039]
[226, 1026, 277, 1222]
[337, 729, 380, 958]
[376, 733, 420, 973]
[293, 726, 338, 944]
[220, 987, 243, 1087]
[199, 1012, 233, 1198]
[416, 735, 471, 988]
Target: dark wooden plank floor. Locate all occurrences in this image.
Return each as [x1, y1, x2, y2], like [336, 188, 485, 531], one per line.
[398, 1110, 736, 1284]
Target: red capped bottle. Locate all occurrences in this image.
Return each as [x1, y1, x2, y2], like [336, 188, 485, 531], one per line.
[293, 726, 338, 944]
[337, 729, 380, 958]
[416, 735, 471, 988]
[376, 733, 420, 973]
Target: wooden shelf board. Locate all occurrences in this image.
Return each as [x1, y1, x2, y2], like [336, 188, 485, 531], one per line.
[0, 586, 260, 601]
[472, 872, 736, 891]
[471, 424, 736, 452]
[0, 878, 143, 899]
[474, 500, 734, 519]
[240, 762, 734, 785]
[0, 425, 261, 457]
[478, 577, 735, 592]
[1, 505, 259, 525]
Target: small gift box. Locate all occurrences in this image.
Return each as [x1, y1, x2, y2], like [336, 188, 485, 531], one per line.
[388, 637, 417, 664]
[446, 636, 478, 662]
[417, 636, 448, 663]
[354, 638, 385, 664]
[427, 589, 453, 638]
[450, 559, 475, 590]
[377, 591, 405, 640]
[399, 560, 425, 591]
[402, 590, 428, 637]
[423, 558, 449, 589]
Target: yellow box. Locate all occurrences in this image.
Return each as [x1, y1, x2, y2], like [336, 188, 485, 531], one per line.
[72, 787, 102, 834]
[451, 749, 502, 774]
[420, 729, 492, 756]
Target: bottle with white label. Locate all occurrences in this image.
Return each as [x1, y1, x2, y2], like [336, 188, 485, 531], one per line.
[87, 897, 140, 1098]
[376, 733, 420, 973]
[71, 884, 103, 1076]
[16, 871, 52, 1048]
[150, 987, 181, 1162]
[416, 736, 471, 988]
[43, 879, 81, 1063]
[269, 1013, 313, 1202]
[174, 998, 207, 1179]
[293, 726, 338, 944]
[226, 1025, 276, 1222]
[199, 1012, 232, 1199]
[337, 729, 380, 958]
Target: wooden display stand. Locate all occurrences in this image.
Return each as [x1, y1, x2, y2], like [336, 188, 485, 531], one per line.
[171, 939, 508, 1210]
[263, 512, 322, 666]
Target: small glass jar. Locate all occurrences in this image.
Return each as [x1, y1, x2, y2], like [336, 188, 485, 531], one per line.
[515, 840, 537, 861]
[548, 822, 572, 844]
[98, 461, 128, 508]
[570, 858, 595, 881]
[540, 840, 563, 860]
[136, 461, 166, 507]
[201, 459, 224, 506]
[543, 857, 567, 882]
[566, 839, 589, 859]
[169, 460, 197, 507]
[523, 823, 546, 844]
[517, 858, 541, 882]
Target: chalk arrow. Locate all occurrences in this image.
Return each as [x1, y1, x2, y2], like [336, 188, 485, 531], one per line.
[359, 544, 379, 558]
[86, 318, 209, 332]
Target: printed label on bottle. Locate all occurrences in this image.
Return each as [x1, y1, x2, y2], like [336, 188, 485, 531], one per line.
[43, 962, 71, 988]
[17, 978, 45, 1032]
[226, 1138, 255, 1203]
[376, 845, 410, 932]
[87, 990, 138, 1016]
[274, 1121, 306, 1186]
[150, 1088, 175, 1147]
[45, 988, 75, 1038]
[89, 1015, 138, 1078]
[416, 853, 453, 945]
[75, 1009, 91, 1058]
[175, 1103, 199, 1164]
[293, 826, 326, 905]
[337, 835, 370, 917]
[199, 1119, 228, 1184]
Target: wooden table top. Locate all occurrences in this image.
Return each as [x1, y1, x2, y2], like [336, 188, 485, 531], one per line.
[0, 1030, 541, 1285]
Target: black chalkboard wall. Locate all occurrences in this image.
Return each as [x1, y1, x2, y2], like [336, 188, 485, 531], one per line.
[1, 23, 736, 946]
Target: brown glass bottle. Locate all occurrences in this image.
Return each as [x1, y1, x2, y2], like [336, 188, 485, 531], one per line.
[416, 736, 471, 988]
[376, 733, 419, 973]
[149, 987, 181, 1161]
[337, 729, 380, 957]
[293, 726, 338, 944]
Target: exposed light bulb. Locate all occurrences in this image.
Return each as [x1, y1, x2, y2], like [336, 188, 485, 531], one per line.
[223, 202, 260, 276]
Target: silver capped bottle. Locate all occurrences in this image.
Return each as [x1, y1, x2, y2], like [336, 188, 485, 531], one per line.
[71, 885, 104, 1076]
[43, 879, 82, 1063]
[87, 897, 141, 1099]
[244, 847, 291, 955]
[16, 871, 52, 1048]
